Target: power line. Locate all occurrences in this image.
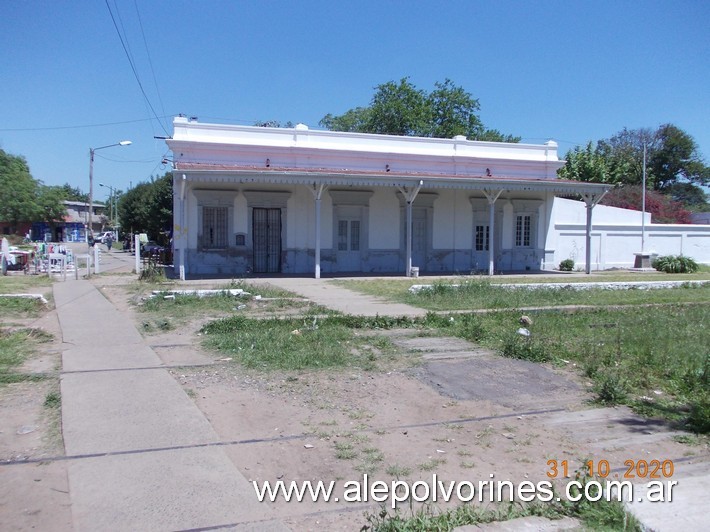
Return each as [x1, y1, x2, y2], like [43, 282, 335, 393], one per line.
[134, 0, 168, 126]
[0, 115, 175, 132]
[104, 0, 170, 136]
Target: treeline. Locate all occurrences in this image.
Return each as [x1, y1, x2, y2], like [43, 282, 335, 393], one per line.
[118, 172, 173, 243]
[559, 124, 709, 223]
[0, 148, 89, 232]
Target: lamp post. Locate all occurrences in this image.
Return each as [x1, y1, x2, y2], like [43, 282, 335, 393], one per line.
[99, 183, 118, 234]
[88, 141, 131, 243]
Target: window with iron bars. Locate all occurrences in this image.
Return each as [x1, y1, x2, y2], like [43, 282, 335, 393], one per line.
[515, 215, 532, 247]
[475, 225, 489, 251]
[201, 206, 228, 248]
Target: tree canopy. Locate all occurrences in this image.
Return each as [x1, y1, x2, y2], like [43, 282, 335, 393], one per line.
[118, 172, 173, 242]
[0, 148, 67, 230]
[559, 124, 708, 192]
[319, 78, 520, 142]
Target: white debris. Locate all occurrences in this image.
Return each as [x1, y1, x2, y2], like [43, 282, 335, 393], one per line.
[0, 294, 48, 305]
[149, 289, 250, 299]
[517, 328, 531, 337]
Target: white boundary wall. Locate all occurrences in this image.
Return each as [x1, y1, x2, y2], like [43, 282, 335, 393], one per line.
[547, 198, 710, 270]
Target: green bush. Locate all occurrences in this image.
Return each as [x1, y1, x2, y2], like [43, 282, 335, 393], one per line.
[652, 255, 699, 274]
[501, 334, 551, 363]
[686, 393, 710, 434]
[559, 259, 575, 271]
[594, 369, 628, 405]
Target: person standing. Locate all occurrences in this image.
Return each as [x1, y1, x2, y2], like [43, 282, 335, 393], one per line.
[106, 233, 113, 251]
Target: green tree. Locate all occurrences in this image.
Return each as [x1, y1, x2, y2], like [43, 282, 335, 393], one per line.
[319, 78, 520, 142]
[664, 182, 709, 210]
[558, 142, 610, 183]
[574, 125, 709, 190]
[118, 172, 173, 241]
[59, 183, 89, 203]
[650, 124, 709, 190]
[36, 186, 68, 234]
[254, 120, 294, 128]
[0, 148, 40, 227]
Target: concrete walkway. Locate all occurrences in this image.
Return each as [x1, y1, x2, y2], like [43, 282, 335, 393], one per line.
[253, 277, 427, 317]
[54, 279, 286, 531]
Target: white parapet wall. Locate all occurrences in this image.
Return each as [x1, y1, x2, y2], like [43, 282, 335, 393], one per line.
[547, 198, 710, 270]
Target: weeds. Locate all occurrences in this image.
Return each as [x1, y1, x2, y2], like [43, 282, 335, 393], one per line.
[363, 463, 641, 531]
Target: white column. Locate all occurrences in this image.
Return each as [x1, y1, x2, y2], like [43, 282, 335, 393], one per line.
[483, 189, 503, 276]
[93, 246, 100, 275]
[582, 191, 608, 274]
[398, 181, 423, 276]
[135, 234, 141, 275]
[179, 175, 187, 280]
[309, 183, 326, 279]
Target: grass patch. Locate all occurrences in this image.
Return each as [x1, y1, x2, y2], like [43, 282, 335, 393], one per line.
[200, 302, 708, 432]
[44, 390, 61, 408]
[0, 296, 46, 318]
[337, 276, 710, 311]
[200, 315, 402, 371]
[0, 328, 53, 384]
[0, 274, 52, 294]
[423, 304, 709, 433]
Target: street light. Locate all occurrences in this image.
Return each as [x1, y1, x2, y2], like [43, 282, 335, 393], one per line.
[99, 182, 118, 234]
[88, 141, 131, 243]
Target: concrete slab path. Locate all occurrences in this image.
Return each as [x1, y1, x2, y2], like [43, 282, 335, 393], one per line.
[250, 277, 427, 317]
[54, 279, 286, 531]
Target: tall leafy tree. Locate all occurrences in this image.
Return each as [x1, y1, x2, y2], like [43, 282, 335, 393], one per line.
[568, 125, 708, 191]
[558, 142, 610, 183]
[60, 183, 89, 203]
[118, 172, 173, 241]
[0, 148, 39, 226]
[36, 186, 68, 234]
[650, 124, 709, 190]
[319, 78, 520, 142]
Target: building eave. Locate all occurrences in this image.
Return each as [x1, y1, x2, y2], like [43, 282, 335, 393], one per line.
[174, 164, 611, 195]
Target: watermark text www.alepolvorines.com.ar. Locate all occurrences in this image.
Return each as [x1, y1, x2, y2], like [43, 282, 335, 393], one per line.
[253, 473, 678, 509]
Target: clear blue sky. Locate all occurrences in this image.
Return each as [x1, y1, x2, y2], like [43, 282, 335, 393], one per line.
[1, 1, 708, 201]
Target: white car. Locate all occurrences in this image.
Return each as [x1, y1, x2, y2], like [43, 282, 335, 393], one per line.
[94, 232, 115, 244]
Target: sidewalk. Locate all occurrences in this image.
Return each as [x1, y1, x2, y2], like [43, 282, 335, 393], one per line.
[254, 277, 427, 317]
[54, 279, 286, 531]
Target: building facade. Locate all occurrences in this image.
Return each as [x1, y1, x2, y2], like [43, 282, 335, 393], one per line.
[167, 117, 611, 278]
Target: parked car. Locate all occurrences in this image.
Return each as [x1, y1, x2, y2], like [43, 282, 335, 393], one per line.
[94, 231, 114, 244]
[141, 241, 165, 254]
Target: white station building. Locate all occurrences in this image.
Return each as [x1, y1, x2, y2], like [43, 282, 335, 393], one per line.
[166, 117, 708, 279]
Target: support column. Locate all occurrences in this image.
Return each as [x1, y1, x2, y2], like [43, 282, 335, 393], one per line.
[309, 183, 327, 279]
[483, 189, 503, 276]
[398, 181, 423, 276]
[582, 191, 608, 274]
[178, 174, 187, 281]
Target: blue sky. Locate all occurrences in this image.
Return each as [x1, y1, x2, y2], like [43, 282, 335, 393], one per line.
[1, 1, 708, 201]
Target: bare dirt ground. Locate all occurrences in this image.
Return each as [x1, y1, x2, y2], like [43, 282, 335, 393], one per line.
[0, 302, 73, 531]
[1, 276, 707, 531]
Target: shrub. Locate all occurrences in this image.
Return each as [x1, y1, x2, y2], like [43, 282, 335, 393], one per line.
[686, 394, 710, 434]
[652, 255, 699, 274]
[139, 263, 167, 282]
[501, 334, 551, 363]
[594, 370, 628, 405]
[559, 259, 575, 271]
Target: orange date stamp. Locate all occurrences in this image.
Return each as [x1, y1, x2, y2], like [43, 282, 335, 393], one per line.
[546, 459, 674, 479]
